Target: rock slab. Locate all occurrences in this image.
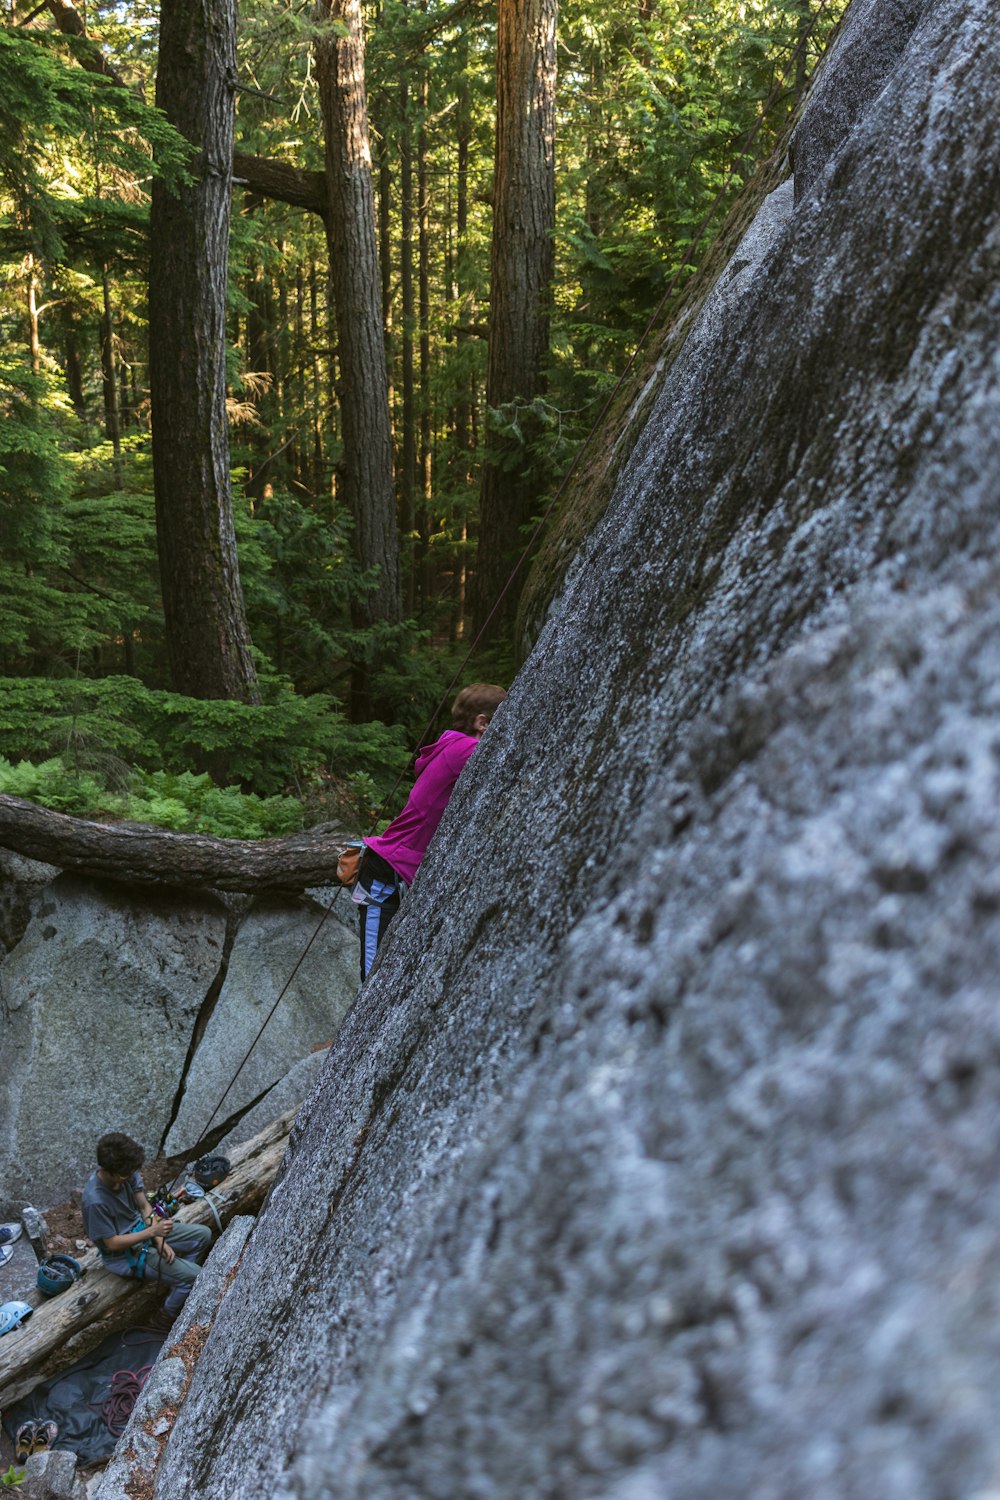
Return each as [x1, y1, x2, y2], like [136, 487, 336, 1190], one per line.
[52, 3, 1000, 1497]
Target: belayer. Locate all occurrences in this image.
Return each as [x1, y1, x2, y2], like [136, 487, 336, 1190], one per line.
[81, 1132, 212, 1324]
[355, 682, 506, 979]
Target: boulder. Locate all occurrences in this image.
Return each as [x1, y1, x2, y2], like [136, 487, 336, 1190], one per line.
[0, 850, 60, 956]
[0, 877, 226, 1210]
[215, 1046, 331, 1158]
[24, 2, 1000, 1495]
[164, 893, 356, 1155]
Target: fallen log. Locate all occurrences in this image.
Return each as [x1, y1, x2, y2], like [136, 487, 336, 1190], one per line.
[0, 1110, 295, 1410]
[0, 794, 354, 893]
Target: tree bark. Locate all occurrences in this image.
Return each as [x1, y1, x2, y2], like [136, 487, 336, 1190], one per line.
[315, 0, 401, 719]
[233, 150, 328, 218]
[149, 0, 260, 705]
[399, 74, 417, 613]
[471, 0, 557, 642]
[99, 264, 124, 485]
[0, 795, 354, 893]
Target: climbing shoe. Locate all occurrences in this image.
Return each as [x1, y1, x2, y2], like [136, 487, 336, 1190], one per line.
[14, 1423, 34, 1465]
[31, 1420, 58, 1455]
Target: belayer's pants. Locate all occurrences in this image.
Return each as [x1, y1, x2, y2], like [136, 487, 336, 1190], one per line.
[103, 1221, 212, 1315]
[355, 848, 403, 980]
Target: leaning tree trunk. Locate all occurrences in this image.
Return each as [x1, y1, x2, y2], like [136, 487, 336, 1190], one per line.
[149, 0, 260, 705]
[315, 0, 401, 720]
[471, 0, 557, 643]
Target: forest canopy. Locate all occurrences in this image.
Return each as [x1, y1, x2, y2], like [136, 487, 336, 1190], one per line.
[0, 0, 845, 837]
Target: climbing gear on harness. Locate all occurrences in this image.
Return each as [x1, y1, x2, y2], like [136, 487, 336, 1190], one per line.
[335, 841, 365, 887]
[149, 1191, 181, 1219]
[193, 1155, 230, 1190]
[0, 1299, 33, 1335]
[37, 1253, 83, 1297]
[120, 1217, 152, 1279]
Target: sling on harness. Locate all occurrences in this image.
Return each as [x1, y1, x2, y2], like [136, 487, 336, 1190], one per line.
[124, 1217, 151, 1279]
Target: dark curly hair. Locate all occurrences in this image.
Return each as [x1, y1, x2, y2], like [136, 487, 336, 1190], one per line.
[96, 1132, 145, 1176]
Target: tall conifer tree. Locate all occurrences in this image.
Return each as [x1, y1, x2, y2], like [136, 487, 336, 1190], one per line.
[149, 0, 260, 703]
[315, 0, 401, 718]
[472, 0, 557, 641]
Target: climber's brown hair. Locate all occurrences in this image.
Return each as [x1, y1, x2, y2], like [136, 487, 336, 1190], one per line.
[451, 683, 506, 734]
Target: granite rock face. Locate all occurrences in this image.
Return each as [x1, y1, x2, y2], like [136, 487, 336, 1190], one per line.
[0, 849, 60, 956]
[0, 877, 357, 1213]
[164, 895, 356, 1154]
[109, 3, 1000, 1497]
[0, 877, 226, 1208]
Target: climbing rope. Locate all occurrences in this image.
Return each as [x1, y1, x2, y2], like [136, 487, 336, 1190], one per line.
[88, 1364, 153, 1437]
[188, 0, 842, 1153]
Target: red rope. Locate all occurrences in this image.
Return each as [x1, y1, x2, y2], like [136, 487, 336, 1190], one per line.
[88, 1364, 153, 1437]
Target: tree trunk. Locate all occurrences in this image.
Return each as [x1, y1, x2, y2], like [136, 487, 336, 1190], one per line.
[315, 0, 401, 719]
[100, 264, 124, 487]
[399, 76, 417, 613]
[418, 65, 433, 610]
[149, 0, 260, 705]
[471, 0, 557, 642]
[0, 794, 354, 893]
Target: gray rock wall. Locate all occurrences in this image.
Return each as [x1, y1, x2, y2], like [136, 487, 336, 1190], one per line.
[96, 2, 1000, 1496]
[0, 872, 358, 1211]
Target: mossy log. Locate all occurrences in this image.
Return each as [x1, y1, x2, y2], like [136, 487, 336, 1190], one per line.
[0, 1110, 295, 1410]
[0, 794, 354, 893]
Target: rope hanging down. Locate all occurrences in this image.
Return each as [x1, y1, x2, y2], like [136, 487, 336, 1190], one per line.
[190, 0, 840, 1151]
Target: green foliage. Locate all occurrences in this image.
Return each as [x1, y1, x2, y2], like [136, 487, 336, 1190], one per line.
[0, 755, 304, 837]
[0, 1463, 25, 1487]
[0, 676, 409, 799]
[0, 27, 188, 260]
[0, 0, 848, 813]
[0, 353, 76, 661]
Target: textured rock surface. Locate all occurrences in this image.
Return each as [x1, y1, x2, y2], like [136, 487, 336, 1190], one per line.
[788, 0, 930, 200]
[0, 877, 226, 1208]
[93, 1217, 252, 1500]
[215, 1046, 331, 1158]
[85, 3, 1000, 1496]
[0, 869, 357, 1211]
[164, 893, 356, 1154]
[0, 849, 60, 956]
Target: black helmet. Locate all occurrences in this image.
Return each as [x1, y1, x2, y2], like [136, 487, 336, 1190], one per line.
[37, 1254, 83, 1298]
[193, 1155, 230, 1190]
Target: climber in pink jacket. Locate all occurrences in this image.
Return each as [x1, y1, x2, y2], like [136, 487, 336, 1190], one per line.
[356, 682, 506, 979]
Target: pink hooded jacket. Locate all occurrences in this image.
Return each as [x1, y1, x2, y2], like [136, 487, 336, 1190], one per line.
[364, 729, 480, 885]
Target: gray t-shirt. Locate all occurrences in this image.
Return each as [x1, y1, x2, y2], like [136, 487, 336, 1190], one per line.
[81, 1170, 145, 1255]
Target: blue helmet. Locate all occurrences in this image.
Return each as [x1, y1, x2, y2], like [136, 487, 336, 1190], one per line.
[0, 1300, 33, 1335]
[37, 1254, 82, 1298]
